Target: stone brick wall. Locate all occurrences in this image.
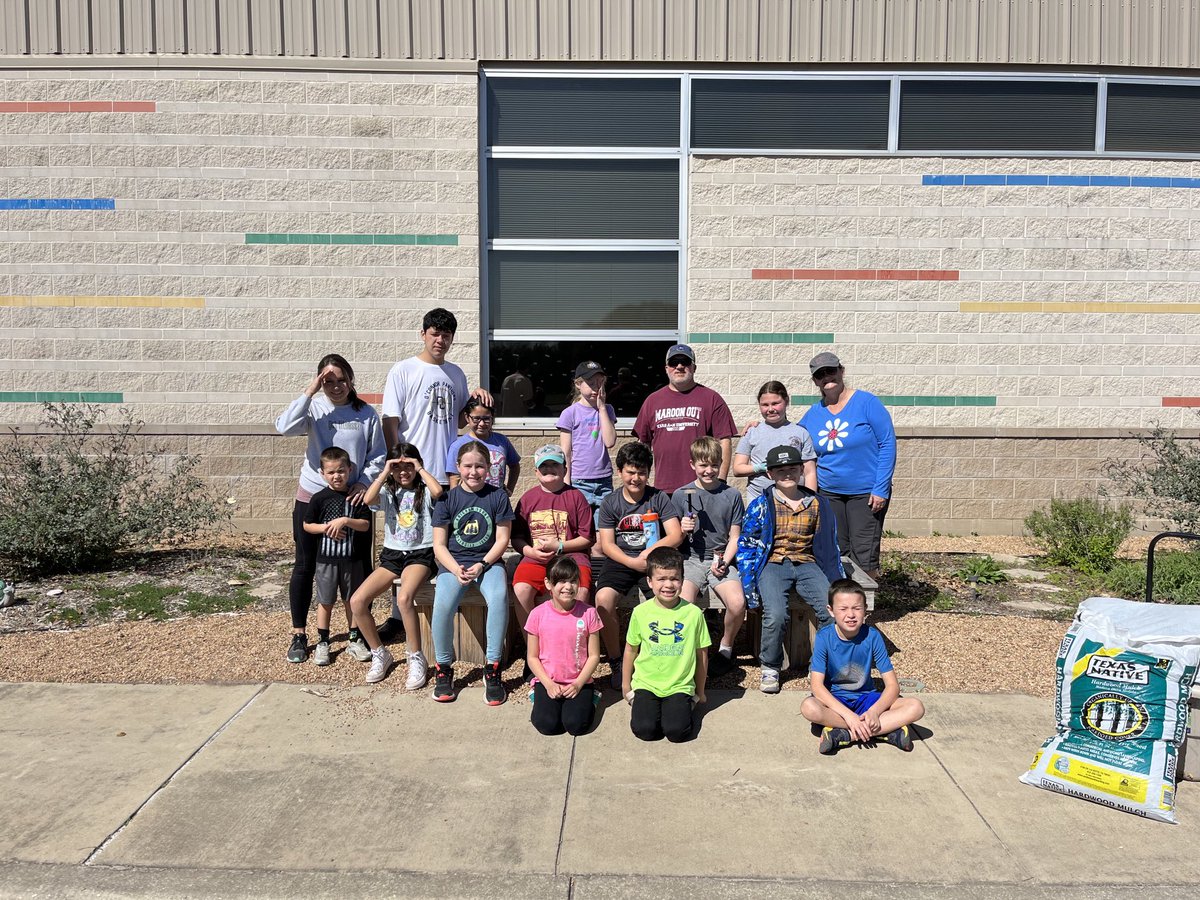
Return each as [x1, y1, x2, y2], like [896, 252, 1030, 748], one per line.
[0, 68, 478, 425]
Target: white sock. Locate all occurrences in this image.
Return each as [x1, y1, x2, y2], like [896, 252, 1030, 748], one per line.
[719, 645, 732, 658]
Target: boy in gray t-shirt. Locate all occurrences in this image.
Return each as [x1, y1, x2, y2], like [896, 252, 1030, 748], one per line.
[672, 437, 746, 678]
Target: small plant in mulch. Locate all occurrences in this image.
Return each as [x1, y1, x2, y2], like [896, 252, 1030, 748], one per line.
[1104, 550, 1200, 605]
[955, 555, 1008, 585]
[1023, 497, 1132, 576]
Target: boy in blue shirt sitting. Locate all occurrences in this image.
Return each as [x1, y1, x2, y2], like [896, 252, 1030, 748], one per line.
[801, 579, 924, 754]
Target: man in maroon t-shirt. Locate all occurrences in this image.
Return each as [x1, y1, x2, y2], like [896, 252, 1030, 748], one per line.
[632, 344, 738, 492]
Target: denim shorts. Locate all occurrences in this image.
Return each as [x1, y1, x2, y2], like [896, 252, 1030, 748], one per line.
[572, 476, 613, 509]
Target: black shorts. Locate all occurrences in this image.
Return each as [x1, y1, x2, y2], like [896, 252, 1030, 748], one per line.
[594, 559, 651, 598]
[379, 546, 436, 579]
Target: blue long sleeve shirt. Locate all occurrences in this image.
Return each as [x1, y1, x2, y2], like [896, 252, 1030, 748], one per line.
[799, 390, 896, 498]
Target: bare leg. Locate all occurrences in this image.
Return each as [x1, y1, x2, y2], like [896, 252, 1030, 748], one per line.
[595, 586, 621, 658]
[348, 567, 399, 649]
[394, 564, 430, 656]
[713, 580, 747, 650]
[513, 582, 539, 630]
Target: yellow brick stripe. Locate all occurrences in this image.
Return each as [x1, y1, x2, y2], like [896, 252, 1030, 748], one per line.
[0, 296, 204, 308]
[961, 301, 1200, 314]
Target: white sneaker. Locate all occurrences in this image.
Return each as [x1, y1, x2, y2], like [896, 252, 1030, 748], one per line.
[346, 638, 372, 662]
[760, 667, 780, 694]
[405, 651, 429, 691]
[365, 646, 394, 684]
[314, 640, 331, 667]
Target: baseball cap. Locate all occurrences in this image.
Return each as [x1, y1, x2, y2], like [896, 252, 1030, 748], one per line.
[574, 360, 605, 379]
[809, 351, 842, 374]
[534, 444, 566, 467]
[766, 445, 804, 470]
[665, 344, 696, 363]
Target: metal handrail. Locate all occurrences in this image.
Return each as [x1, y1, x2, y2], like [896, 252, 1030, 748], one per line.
[1145, 531, 1200, 603]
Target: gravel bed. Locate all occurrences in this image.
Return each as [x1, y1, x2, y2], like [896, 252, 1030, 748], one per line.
[0, 607, 1066, 699]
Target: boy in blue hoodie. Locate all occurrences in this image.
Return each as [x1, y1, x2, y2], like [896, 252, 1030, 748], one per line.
[736, 445, 844, 694]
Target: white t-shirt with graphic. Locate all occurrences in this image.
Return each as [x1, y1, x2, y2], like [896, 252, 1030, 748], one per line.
[382, 356, 470, 484]
[378, 485, 435, 551]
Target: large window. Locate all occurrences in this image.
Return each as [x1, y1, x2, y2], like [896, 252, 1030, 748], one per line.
[483, 75, 685, 422]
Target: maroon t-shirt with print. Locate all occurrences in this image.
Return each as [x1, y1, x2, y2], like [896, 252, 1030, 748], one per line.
[632, 383, 738, 492]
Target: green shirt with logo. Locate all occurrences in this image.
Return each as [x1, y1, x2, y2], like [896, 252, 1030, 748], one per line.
[628, 597, 711, 698]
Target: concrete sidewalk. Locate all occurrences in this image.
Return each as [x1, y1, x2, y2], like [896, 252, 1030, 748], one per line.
[2, 681, 1199, 899]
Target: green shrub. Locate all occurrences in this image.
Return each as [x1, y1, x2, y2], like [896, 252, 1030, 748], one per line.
[1107, 423, 1200, 531]
[1023, 497, 1133, 575]
[0, 404, 229, 579]
[955, 555, 1008, 585]
[1104, 551, 1200, 605]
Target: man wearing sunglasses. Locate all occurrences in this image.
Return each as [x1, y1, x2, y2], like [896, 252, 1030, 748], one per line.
[632, 344, 738, 492]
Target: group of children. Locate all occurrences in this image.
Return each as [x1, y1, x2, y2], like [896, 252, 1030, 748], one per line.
[296, 384, 923, 753]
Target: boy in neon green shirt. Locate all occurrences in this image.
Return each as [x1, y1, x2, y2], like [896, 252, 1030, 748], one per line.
[621, 546, 710, 742]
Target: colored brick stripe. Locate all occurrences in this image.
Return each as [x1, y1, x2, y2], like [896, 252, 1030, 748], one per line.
[962, 301, 1200, 314]
[0, 296, 203, 308]
[0, 199, 115, 210]
[245, 233, 459, 246]
[0, 101, 155, 113]
[1163, 398, 1200, 408]
[924, 174, 1200, 189]
[359, 393, 384, 405]
[0, 392, 123, 403]
[752, 268, 958, 281]
[792, 394, 996, 408]
[688, 332, 834, 344]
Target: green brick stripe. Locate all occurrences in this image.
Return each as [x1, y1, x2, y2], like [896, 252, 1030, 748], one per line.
[245, 233, 459, 246]
[791, 394, 996, 407]
[689, 332, 835, 344]
[0, 391, 123, 403]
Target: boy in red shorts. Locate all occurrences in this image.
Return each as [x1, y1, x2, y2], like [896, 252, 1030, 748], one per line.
[512, 444, 595, 630]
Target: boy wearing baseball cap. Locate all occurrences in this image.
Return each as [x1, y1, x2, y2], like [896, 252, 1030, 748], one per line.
[511, 444, 596, 630]
[735, 445, 845, 694]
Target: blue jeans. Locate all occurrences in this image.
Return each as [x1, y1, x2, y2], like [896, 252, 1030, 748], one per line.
[432, 566, 508, 666]
[757, 559, 832, 671]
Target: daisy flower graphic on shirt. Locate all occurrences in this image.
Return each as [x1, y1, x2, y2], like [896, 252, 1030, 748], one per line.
[818, 418, 847, 451]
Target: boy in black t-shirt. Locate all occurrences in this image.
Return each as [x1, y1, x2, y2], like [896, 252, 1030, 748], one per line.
[594, 441, 683, 688]
[302, 447, 372, 666]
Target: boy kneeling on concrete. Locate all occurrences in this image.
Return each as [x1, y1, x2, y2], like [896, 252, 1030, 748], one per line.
[801, 579, 925, 754]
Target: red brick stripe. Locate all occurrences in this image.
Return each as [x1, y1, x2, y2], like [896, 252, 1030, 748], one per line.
[0, 101, 156, 113]
[359, 393, 384, 405]
[1163, 397, 1200, 407]
[751, 268, 958, 281]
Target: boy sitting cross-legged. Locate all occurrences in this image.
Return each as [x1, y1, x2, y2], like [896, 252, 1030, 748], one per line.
[594, 441, 684, 688]
[801, 579, 925, 755]
[622, 546, 709, 743]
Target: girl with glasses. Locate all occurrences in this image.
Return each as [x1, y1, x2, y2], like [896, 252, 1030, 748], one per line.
[444, 397, 521, 493]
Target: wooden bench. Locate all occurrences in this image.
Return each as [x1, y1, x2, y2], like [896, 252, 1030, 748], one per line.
[395, 556, 876, 669]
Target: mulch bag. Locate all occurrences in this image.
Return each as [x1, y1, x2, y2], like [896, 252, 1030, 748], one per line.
[1020, 597, 1200, 824]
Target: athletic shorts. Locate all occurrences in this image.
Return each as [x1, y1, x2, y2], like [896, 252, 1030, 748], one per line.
[378, 546, 436, 579]
[314, 559, 367, 606]
[593, 559, 651, 598]
[835, 690, 884, 715]
[682, 556, 741, 593]
[513, 558, 593, 593]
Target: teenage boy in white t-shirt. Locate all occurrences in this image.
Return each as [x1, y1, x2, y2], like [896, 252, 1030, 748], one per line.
[378, 307, 491, 640]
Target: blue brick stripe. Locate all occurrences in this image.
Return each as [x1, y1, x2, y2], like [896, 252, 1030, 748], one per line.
[923, 175, 1200, 189]
[0, 198, 116, 210]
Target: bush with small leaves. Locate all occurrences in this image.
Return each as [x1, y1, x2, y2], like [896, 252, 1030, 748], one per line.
[0, 404, 229, 579]
[1023, 497, 1132, 576]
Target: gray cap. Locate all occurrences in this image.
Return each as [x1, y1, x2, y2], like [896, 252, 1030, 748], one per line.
[665, 343, 696, 363]
[809, 352, 842, 374]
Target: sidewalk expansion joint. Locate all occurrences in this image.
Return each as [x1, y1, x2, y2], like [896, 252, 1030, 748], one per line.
[82, 683, 270, 867]
[923, 738, 1032, 883]
[553, 738, 577, 878]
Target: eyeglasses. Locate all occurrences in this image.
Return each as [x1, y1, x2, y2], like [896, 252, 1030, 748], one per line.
[667, 357, 693, 369]
[468, 415, 494, 424]
[812, 367, 840, 380]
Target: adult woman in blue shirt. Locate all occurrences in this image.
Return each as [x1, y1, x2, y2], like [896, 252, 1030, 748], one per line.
[798, 352, 896, 580]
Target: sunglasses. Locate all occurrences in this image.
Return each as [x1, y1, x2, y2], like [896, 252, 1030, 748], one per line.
[812, 367, 840, 380]
[667, 357, 693, 369]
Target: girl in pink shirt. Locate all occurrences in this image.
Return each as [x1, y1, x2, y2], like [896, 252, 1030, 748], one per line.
[524, 556, 603, 736]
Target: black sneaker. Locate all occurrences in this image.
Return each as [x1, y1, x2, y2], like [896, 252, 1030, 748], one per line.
[376, 617, 405, 644]
[432, 664, 455, 702]
[818, 726, 853, 755]
[286, 633, 307, 664]
[483, 661, 506, 706]
[707, 650, 736, 680]
[877, 725, 914, 752]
